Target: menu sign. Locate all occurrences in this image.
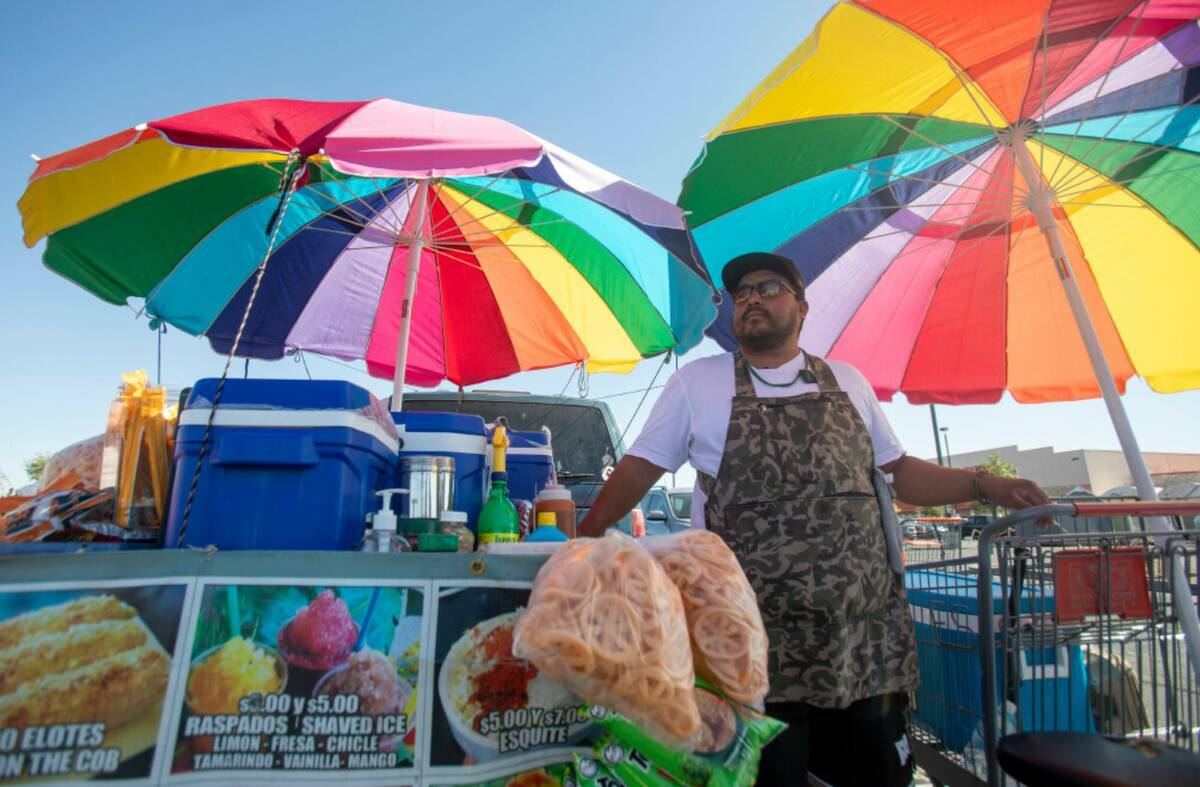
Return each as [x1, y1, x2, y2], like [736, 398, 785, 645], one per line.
[426, 583, 592, 771]
[0, 581, 190, 784]
[169, 582, 424, 778]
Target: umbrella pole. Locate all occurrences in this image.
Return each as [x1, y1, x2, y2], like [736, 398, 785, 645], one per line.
[391, 179, 430, 413]
[1012, 139, 1200, 677]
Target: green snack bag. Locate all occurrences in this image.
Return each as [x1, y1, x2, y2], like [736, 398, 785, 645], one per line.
[586, 681, 786, 787]
[575, 733, 689, 786]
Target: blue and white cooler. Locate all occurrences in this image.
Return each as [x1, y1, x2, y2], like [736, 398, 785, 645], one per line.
[906, 570, 1094, 752]
[392, 411, 489, 528]
[165, 379, 399, 551]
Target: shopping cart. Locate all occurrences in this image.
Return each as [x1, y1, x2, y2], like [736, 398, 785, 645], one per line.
[905, 501, 1200, 787]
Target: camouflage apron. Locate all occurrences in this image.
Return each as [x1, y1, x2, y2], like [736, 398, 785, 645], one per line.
[698, 351, 919, 707]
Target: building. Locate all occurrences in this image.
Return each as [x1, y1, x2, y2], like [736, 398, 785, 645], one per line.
[929, 445, 1200, 497]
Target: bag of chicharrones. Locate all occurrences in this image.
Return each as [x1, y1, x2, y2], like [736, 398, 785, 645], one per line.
[513, 530, 700, 748]
[576, 679, 787, 787]
[641, 530, 769, 706]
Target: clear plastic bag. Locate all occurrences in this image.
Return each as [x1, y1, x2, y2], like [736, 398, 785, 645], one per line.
[38, 435, 105, 492]
[641, 530, 769, 705]
[513, 530, 700, 748]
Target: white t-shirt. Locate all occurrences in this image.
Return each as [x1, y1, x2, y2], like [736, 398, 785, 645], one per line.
[626, 351, 905, 529]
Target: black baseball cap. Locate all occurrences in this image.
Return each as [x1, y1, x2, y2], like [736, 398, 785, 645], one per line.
[721, 252, 805, 297]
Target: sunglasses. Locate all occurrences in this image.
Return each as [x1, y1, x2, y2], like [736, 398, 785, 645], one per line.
[731, 278, 799, 304]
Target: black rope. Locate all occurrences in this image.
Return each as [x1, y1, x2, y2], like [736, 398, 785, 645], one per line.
[174, 152, 307, 548]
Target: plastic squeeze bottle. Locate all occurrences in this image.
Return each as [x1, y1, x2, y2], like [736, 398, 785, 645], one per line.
[533, 482, 577, 538]
[477, 426, 520, 546]
[363, 489, 411, 553]
[525, 511, 569, 542]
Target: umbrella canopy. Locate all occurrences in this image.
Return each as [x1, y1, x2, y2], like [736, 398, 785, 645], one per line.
[680, 0, 1200, 404]
[20, 98, 717, 395]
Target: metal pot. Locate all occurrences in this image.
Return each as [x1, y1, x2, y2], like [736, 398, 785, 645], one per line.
[399, 456, 455, 520]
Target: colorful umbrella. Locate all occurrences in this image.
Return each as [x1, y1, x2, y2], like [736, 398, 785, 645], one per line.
[679, 0, 1200, 718]
[19, 98, 717, 407]
[682, 1, 1199, 402]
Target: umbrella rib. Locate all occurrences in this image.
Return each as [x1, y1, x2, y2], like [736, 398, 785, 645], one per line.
[835, 199, 1014, 211]
[1048, 71, 1200, 196]
[448, 218, 573, 240]
[434, 183, 571, 237]
[301, 172, 397, 234]
[302, 224, 400, 244]
[371, 174, 419, 243]
[1048, 87, 1200, 197]
[428, 243, 486, 272]
[432, 239, 555, 251]
[877, 115, 1018, 194]
[1054, 159, 1200, 200]
[427, 172, 516, 238]
[1036, 2, 1052, 175]
[1030, 1, 1147, 120]
[1055, 200, 1158, 209]
[845, 164, 998, 193]
[820, 216, 1014, 366]
[309, 159, 404, 235]
[934, 43, 1014, 160]
[1043, 0, 1154, 189]
[763, 148, 1000, 262]
[310, 159, 406, 234]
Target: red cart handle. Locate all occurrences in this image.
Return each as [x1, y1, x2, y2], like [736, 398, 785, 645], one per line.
[1071, 501, 1200, 517]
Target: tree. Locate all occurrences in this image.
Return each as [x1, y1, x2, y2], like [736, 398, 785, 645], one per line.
[24, 452, 51, 483]
[979, 453, 1019, 479]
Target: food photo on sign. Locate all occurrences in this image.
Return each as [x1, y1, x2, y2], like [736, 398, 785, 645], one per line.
[170, 583, 423, 777]
[0, 583, 188, 783]
[429, 585, 592, 773]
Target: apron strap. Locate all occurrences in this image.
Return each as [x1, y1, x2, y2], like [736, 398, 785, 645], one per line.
[806, 352, 841, 393]
[732, 352, 757, 398]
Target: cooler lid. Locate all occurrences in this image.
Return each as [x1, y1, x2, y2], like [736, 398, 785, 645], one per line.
[486, 424, 549, 448]
[186, 378, 374, 410]
[394, 411, 486, 436]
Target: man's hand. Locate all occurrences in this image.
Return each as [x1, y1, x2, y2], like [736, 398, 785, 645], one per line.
[979, 474, 1050, 510]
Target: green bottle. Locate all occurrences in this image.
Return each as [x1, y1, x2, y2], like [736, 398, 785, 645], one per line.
[477, 425, 520, 546]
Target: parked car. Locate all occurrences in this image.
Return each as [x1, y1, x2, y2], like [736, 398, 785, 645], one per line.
[901, 522, 937, 541]
[640, 486, 691, 533]
[961, 514, 992, 538]
[568, 483, 689, 536]
[668, 487, 693, 522]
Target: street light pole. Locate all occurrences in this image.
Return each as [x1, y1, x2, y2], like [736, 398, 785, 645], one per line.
[929, 405, 944, 466]
[940, 427, 952, 468]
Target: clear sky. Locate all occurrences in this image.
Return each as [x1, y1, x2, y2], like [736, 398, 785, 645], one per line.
[2, 0, 1197, 490]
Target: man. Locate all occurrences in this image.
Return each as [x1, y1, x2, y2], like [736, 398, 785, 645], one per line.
[579, 252, 1050, 786]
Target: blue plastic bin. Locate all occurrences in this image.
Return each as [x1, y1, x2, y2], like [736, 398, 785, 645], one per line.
[487, 426, 554, 504]
[393, 411, 488, 528]
[164, 379, 398, 551]
[906, 570, 1094, 751]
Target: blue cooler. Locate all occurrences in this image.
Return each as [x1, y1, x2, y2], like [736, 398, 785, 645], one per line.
[165, 379, 398, 551]
[487, 426, 554, 503]
[393, 411, 488, 528]
[906, 570, 1094, 751]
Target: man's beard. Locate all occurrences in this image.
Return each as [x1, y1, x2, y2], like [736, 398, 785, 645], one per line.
[733, 307, 801, 353]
